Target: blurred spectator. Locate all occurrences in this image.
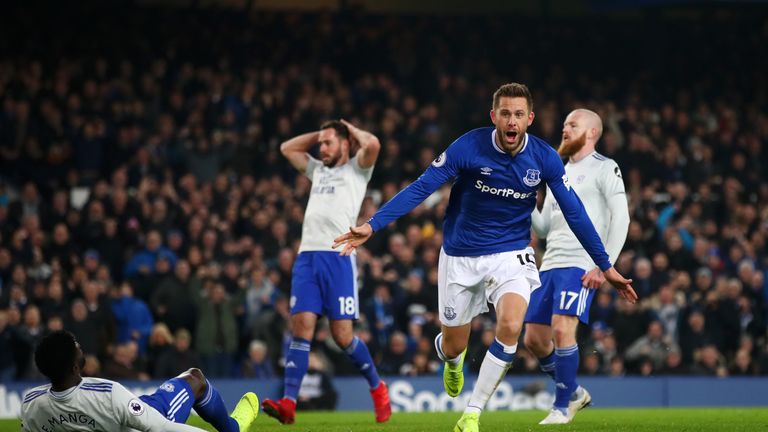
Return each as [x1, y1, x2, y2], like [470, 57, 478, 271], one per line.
[146, 323, 175, 376]
[111, 282, 154, 355]
[658, 350, 689, 375]
[151, 260, 200, 334]
[241, 339, 275, 379]
[729, 349, 757, 376]
[15, 305, 45, 379]
[65, 300, 98, 354]
[0, 309, 16, 381]
[124, 230, 177, 279]
[378, 331, 411, 375]
[82, 354, 102, 378]
[691, 345, 728, 377]
[154, 328, 201, 379]
[196, 281, 238, 377]
[297, 352, 338, 411]
[608, 357, 626, 377]
[679, 310, 716, 365]
[103, 341, 150, 381]
[625, 321, 680, 370]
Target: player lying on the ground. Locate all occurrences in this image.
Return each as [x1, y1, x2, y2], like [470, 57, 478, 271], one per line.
[21, 330, 259, 432]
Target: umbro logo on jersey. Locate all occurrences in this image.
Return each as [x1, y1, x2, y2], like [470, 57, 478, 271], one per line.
[286, 361, 297, 368]
[480, 167, 493, 176]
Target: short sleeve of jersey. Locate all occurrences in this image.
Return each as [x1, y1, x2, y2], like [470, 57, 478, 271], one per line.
[599, 159, 626, 197]
[352, 155, 375, 181]
[304, 155, 323, 182]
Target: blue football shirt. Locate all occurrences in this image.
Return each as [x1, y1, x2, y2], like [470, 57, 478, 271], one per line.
[368, 127, 611, 271]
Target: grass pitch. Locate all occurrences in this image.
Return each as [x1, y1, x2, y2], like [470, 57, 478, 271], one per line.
[9, 408, 768, 431]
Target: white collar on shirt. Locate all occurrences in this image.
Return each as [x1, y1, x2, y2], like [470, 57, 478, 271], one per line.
[491, 129, 528, 155]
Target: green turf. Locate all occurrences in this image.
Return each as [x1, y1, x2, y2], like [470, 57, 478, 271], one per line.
[9, 408, 768, 431]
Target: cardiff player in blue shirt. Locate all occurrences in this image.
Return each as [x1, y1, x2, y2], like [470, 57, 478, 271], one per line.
[334, 83, 637, 432]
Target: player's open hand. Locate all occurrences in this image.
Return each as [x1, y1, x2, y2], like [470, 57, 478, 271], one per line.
[333, 223, 374, 256]
[603, 267, 638, 303]
[581, 268, 606, 289]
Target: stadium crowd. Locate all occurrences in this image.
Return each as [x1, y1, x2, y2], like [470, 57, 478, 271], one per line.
[0, 5, 766, 383]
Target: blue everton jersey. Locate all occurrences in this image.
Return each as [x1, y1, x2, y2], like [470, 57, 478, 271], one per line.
[368, 127, 611, 270]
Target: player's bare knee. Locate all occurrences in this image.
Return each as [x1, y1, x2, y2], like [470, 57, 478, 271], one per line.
[181, 368, 207, 400]
[524, 331, 548, 356]
[291, 314, 317, 339]
[552, 323, 576, 347]
[331, 330, 353, 349]
[497, 318, 523, 341]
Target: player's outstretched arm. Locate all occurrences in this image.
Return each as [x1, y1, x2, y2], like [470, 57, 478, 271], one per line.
[341, 119, 380, 169]
[333, 223, 373, 256]
[280, 131, 319, 173]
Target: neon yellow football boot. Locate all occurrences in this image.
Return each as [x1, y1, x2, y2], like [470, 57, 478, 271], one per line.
[443, 349, 467, 397]
[231, 392, 259, 432]
[454, 412, 480, 432]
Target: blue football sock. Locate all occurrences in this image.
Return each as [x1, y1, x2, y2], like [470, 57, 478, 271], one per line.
[538, 349, 556, 381]
[554, 344, 580, 413]
[283, 337, 311, 401]
[194, 379, 240, 432]
[344, 336, 381, 389]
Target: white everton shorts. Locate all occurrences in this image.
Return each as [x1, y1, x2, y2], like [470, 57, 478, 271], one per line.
[438, 247, 542, 327]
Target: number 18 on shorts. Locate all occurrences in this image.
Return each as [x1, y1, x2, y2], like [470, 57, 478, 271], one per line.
[290, 251, 359, 320]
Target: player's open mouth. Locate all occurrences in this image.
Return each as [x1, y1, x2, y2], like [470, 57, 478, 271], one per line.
[505, 131, 518, 141]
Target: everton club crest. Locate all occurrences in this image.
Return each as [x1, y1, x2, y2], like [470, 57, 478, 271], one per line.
[523, 169, 541, 187]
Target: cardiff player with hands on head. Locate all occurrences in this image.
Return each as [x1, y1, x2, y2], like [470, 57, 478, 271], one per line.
[261, 119, 391, 425]
[334, 83, 637, 432]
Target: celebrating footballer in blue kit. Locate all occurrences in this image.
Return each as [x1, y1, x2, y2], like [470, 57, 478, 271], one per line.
[261, 119, 391, 425]
[524, 109, 631, 425]
[334, 83, 637, 432]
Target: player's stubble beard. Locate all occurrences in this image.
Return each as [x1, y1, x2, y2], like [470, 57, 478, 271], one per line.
[558, 131, 587, 157]
[496, 128, 525, 156]
[321, 147, 343, 167]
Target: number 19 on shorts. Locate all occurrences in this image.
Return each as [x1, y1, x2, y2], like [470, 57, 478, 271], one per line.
[338, 297, 356, 315]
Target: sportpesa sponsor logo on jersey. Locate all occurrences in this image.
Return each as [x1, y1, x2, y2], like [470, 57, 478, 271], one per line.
[474, 180, 534, 199]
